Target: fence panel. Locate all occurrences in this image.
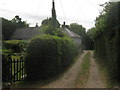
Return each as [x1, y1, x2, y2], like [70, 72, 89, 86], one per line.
[11, 55, 26, 83]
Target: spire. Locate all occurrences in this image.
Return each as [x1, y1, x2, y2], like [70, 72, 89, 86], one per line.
[52, 0, 55, 9]
[51, 0, 60, 29]
[52, 0, 56, 19]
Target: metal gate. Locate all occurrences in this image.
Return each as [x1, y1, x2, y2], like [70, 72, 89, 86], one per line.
[2, 53, 26, 84]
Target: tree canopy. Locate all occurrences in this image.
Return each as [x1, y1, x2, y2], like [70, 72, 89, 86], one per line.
[67, 23, 93, 49]
[87, 2, 119, 42]
[87, 27, 96, 40]
[2, 15, 29, 40]
[11, 15, 29, 28]
[68, 23, 86, 37]
[40, 18, 60, 35]
[41, 18, 60, 28]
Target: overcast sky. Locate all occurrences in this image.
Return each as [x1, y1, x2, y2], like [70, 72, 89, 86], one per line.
[0, 0, 110, 30]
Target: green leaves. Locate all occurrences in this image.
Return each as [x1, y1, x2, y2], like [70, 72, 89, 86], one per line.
[41, 17, 60, 35]
[87, 27, 96, 39]
[25, 34, 77, 80]
[94, 2, 119, 86]
[11, 15, 29, 28]
[3, 40, 28, 53]
[2, 16, 29, 40]
[69, 23, 86, 36]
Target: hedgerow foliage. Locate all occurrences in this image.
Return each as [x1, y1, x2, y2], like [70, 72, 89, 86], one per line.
[2, 40, 28, 82]
[91, 2, 119, 86]
[25, 34, 77, 80]
[3, 40, 28, 53]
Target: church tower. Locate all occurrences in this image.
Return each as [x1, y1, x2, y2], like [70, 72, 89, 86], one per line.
[52, 0, 56, 19]
[51, 0, 60, 29]
[51, 0, 57, 29]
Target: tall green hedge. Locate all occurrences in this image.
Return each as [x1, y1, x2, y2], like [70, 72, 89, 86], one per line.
[25, 35, 77, 80]
[94, 2, 119, 85]
[94, 28, 119, 84]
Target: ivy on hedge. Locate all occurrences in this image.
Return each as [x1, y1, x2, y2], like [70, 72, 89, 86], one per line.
[25, 34, 77, 80]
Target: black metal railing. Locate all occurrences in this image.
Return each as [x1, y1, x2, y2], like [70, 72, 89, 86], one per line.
[2, 53, 26, 84]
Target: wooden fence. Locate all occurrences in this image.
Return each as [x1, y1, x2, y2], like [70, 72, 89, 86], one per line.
[2, 53, 26, 84]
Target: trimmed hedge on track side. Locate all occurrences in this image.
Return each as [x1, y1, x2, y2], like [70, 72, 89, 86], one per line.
[25, 35, 77, 80]
[94, 2, 119, 86]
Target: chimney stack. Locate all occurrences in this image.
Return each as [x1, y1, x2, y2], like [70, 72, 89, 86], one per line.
[62, 21, 66, 28]
[63, 22, 65, 26]
[35, 23, 38, 27]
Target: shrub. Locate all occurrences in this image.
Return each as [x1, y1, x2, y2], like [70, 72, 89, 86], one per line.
[3, 40, 28, 53]
[25, 34, 77, 80]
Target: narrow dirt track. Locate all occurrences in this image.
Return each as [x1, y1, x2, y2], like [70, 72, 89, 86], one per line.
[41, 51, 105, 88]
[83, 51, 105, 88]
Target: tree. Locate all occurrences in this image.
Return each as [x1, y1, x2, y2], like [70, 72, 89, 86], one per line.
[41, 18, 60, 35]
[87, 27, 96, 40]
[11, 15, 29, 28]
[68, 23, 88, 49]
[85, 27, 96, 50]
[41, 18, 60, 28]
[68, 23, 86, 36]
[2, 16, 29, 40]
[2, 18, 16, 40]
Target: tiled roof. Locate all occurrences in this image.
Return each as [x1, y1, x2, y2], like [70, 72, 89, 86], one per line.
[61, 28, 81, 38]
[11, 27, 81, 40]
[11, 27, 41, 40]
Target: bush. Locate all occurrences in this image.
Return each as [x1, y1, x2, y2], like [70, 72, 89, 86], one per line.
[25, 34, 77, 80]
[3, 40, 28, 53]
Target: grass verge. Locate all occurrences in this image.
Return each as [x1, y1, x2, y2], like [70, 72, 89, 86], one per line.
[75, 51, 91, 87]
